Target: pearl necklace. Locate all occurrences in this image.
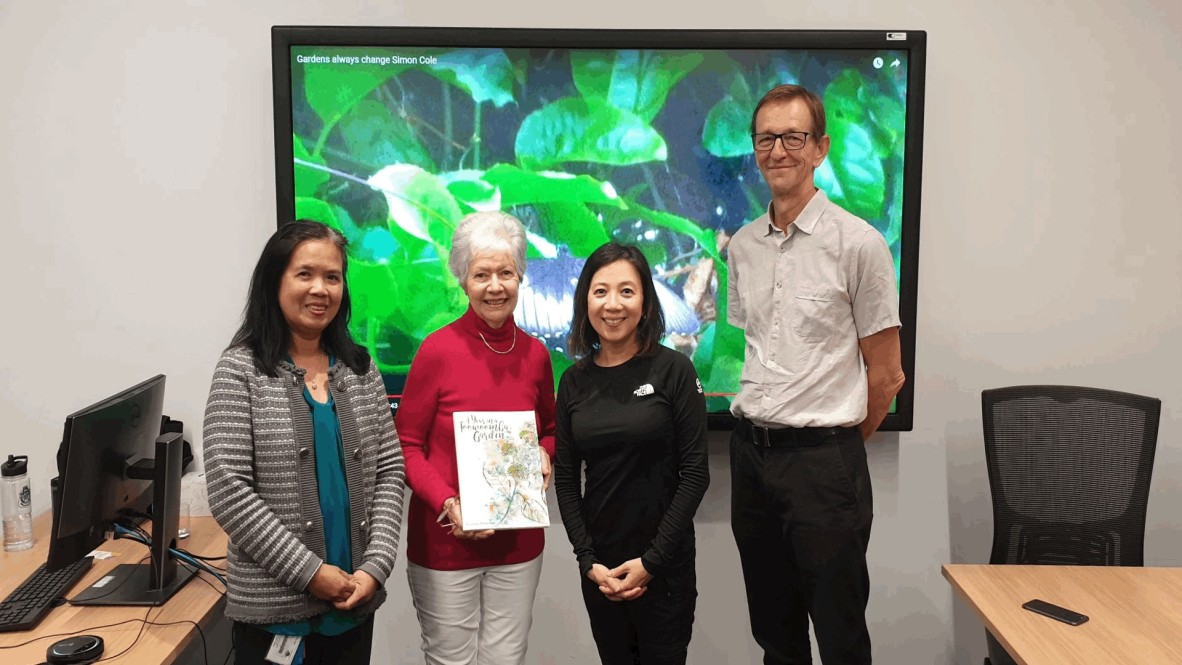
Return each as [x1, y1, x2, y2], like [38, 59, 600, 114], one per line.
[478, 326, 517, 355]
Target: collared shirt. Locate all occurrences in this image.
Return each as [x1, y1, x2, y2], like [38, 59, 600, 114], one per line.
[727, 189, 900, 428]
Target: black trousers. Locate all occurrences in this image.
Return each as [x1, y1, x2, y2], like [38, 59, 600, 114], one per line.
[730, 425, 873, 665]
[580, 566, 697, 665]
[232, 616, 375, 665]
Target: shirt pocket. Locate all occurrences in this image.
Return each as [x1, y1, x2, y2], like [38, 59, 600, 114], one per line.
[791, 287, 844, 340]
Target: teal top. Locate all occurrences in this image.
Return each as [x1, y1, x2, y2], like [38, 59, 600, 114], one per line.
[265, 360, 360, 638]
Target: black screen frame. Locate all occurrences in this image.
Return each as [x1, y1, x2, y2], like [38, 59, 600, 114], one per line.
[271, 26, 925, 432]
[48, 374, 165, 571]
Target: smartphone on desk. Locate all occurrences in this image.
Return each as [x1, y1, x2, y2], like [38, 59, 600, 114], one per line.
[1022, 599, 1089, 626]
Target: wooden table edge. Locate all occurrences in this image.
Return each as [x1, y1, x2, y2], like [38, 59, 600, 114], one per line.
[941, 564, 1031, 665]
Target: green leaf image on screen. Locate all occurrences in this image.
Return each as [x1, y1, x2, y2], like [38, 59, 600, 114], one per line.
[287, 44, 910, 415]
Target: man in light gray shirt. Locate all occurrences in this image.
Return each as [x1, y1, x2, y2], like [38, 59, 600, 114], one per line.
[726, 84, 905, 665]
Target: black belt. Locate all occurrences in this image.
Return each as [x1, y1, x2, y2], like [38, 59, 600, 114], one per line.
[736, 417, 854, 448]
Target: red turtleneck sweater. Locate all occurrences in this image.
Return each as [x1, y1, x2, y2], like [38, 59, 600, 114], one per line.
[396, 307, 557, 570]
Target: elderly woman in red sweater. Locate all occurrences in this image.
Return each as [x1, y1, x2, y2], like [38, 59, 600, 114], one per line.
[395, 211, 556, 665]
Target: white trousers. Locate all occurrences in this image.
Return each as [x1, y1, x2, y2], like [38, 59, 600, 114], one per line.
[407, 556, 543, 665]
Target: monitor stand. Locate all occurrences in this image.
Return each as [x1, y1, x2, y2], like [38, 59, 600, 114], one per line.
[70, 561, 197, 606]
[71, 432, 197, 606]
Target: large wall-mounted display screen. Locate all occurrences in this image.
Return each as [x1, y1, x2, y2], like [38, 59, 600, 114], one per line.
[272, 27, 925, 430]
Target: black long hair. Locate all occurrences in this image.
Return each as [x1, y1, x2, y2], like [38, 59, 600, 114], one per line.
[567, 242, 666, 366]
[229, 220, 369, 376]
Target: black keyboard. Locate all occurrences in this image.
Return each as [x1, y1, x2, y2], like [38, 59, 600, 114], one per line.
[0, 556, 93, 632]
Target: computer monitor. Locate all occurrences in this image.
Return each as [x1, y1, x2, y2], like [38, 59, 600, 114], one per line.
[46, 375, 196, 606]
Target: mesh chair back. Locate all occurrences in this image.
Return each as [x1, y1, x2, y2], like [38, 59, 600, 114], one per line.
[982, 385, 1161, 567]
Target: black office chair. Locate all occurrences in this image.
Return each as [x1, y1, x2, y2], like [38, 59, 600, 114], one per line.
[980, 385, 1161, 665]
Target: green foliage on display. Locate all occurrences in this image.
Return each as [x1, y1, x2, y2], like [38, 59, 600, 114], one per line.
[290, 47, 908, 403]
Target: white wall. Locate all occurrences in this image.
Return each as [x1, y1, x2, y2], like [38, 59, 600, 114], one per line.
[2, 1, 1180, 663]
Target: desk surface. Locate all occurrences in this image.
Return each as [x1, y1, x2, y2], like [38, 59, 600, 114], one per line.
[943, 564, 1182, 665]
[0, 513, 227, 665]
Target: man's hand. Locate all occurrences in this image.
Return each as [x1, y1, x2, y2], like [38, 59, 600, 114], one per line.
[444, 496, 495, 540]
[307, 563, 356, 603]
[539, 447, 552, 491]
[333, 569, 379, 611]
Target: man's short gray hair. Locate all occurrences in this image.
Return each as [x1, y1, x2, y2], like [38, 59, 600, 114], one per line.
[448, 211, 529, 283]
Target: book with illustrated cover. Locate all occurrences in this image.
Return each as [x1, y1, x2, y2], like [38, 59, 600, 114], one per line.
[452, 411, 549, 530]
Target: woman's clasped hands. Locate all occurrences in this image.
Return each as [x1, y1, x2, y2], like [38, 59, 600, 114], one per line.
[587, 558, 652, 602]
[307, 563, 380, 610]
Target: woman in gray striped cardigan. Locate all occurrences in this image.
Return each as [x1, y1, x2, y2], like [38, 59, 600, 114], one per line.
[203, 221, 405, 665]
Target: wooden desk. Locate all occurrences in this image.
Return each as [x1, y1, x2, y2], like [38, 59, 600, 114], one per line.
[0, 513, 228, 665]
[943, 564, 1182, 665]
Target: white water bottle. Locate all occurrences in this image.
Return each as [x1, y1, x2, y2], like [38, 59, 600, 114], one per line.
[1, 455, 34, 551]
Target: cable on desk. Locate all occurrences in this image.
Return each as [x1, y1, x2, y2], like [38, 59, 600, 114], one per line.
[99, 612, 210, 665]
[2, 533, 227, 665]
[187, 567, 226, 597]
[111, 524, 226, 587]
[86, 558, 221, 665]
[96, 535, 223, 664]
[116, 512, 226, 562]
[0, 618, 146, 651]
[93, 604, 153, 663]
[1, 600, 214, 665]
[179, 551, 227, 563]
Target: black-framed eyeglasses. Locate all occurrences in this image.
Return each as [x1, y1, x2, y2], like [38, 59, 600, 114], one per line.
[751, 132, 812, 152]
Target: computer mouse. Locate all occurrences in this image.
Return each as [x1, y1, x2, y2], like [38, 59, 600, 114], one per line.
[45, 635, 103, 664]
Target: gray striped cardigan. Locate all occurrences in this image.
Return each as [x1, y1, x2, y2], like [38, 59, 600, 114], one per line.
[202, 345, 405, 624]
